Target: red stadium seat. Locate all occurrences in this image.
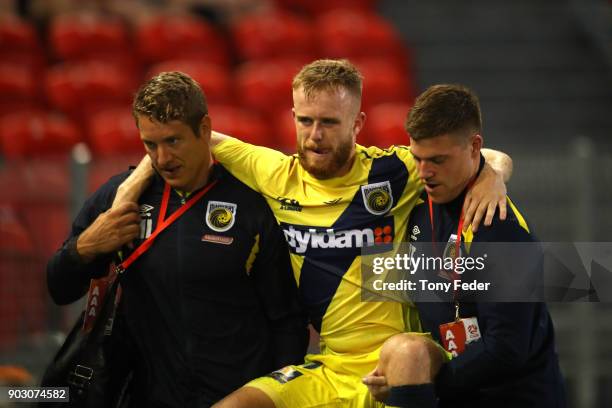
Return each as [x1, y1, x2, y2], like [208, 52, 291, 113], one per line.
[274, 108, 297, 153]
[315, 10, 408, 68]
[87, 107, 142, 156]
[232, 11, 316, 61]
[354, 58, 413, 111]
[136, 15, 229, 67]
[0, 112, 81, 158]
[49, 13, 138, 71]
[209, 105, 275, 148]
[360, 102, 411, 148]
[146, 60, 233, 105]
[234, 59, 304, 118]
[0, 16, 44, 72]
[274, 0, 378, 15]
[0, 204, 36, 351]
[88, 154, 143, 193]
[44, 61, 137, 119]
[20, 204, 70, 259]
[0, 64, 40, 113]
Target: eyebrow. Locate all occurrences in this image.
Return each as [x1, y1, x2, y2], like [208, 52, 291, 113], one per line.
[142, 134, 180, 144]
[410, 152, 447, 162]
[295, 115, 340, 123]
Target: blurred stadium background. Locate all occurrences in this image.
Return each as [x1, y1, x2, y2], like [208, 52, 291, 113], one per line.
[0, 0, 610, 406]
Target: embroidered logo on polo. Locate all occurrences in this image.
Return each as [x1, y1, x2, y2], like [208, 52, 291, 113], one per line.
[361, 181, 393, 215]
[139, 204, 154, 239]
[410, 225, 421, 241]
[205, 201, 237, 232]
[277, 196, 302, 212]
[323, 198, 342, 205]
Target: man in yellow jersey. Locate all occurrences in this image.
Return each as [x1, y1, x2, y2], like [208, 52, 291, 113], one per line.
[115, 60, 512, 407]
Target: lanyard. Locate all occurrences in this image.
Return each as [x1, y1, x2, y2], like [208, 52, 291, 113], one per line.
[426, 179, 474, 320]
[115, 179, 218, 274]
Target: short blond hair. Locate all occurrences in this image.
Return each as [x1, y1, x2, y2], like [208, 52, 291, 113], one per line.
[292, 59, 363, 100]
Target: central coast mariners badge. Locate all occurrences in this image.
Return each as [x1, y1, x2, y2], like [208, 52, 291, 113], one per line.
[361, 181, 393, 215]
[205, 201, 237, 232]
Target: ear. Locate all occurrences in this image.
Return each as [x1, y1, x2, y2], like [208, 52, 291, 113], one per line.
[199, 115, 212, 141]
[353, 111, 367, 140]
[471, 134, 483, 157]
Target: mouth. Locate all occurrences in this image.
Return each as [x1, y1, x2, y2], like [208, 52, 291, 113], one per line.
[306, 147, 330, 158]
[160, 165, 181, 178]
[424, 182, 440, 194]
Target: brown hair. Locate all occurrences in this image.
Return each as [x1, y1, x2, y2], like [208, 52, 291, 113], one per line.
[292, 59, 363, 100]
[405, 84, 482, 141]
[132, 71, 208, 136]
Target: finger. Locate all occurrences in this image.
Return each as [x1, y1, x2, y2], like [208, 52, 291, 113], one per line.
[362, 376, 387, 386]
[118, 211, 142, 226]
[462, 192, 472, 218]
[498, 197, 507, 220]
[124, 223, 141, 237]
[483, 201, 497, 226]
[115, 225, 140, 245]
[113, 202, 140, 215]
[470, 201, 487, 233]
[462, 198, 477, 232]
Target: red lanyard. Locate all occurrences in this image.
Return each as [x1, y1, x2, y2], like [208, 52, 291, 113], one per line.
[115, 180, 218, 274]
[426, 180, 474, 319]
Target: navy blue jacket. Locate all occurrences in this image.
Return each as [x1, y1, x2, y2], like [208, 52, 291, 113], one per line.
[47, 165, 307, 407]
[408, 160, 566, 408]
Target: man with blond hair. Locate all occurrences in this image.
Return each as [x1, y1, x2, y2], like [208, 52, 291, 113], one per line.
[117, 60, 513, 407]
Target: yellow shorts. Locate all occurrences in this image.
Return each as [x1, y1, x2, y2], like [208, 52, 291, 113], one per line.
[246, 333, 450, 408]
[246, 354, 384, 408]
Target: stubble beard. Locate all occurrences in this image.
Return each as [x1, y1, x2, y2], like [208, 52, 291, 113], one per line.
[297, 141, 353, 179]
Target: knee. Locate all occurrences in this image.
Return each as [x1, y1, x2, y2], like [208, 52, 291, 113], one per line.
[378, 333, 443, 385]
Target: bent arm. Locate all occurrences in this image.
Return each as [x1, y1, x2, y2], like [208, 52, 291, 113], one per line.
[481, 148, 512, 183]
[48, 177, 140, 304]
[464, 149, 513, 231]
[211, 130, 232, 147]
[113, 131, 235, 208]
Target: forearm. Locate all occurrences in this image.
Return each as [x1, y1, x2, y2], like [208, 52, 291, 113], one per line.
[211, 130, 232, 147]
[112, 156, 154, 209]
[481, 148, 512, 182]
[47, 237, 112, 305]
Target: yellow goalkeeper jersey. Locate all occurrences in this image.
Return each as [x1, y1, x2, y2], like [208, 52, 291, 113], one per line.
[213, 138, 423, 358]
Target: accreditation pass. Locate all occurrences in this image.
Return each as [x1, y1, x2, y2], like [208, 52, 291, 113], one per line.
[0, 387, 69, 403]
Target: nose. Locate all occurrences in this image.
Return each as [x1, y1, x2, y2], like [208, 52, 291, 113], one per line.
[156, 145, 173, 167]
[417, 160, 434, 180]
[309, 122, 323, 142]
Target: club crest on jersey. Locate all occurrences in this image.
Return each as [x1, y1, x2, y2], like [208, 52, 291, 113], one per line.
[205, 201, 237, 232]
[361, 181, 393, 215]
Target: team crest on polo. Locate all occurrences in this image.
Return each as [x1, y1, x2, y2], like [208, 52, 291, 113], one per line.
[205, 201, 237, 232]
[361, 181, 393, 215]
